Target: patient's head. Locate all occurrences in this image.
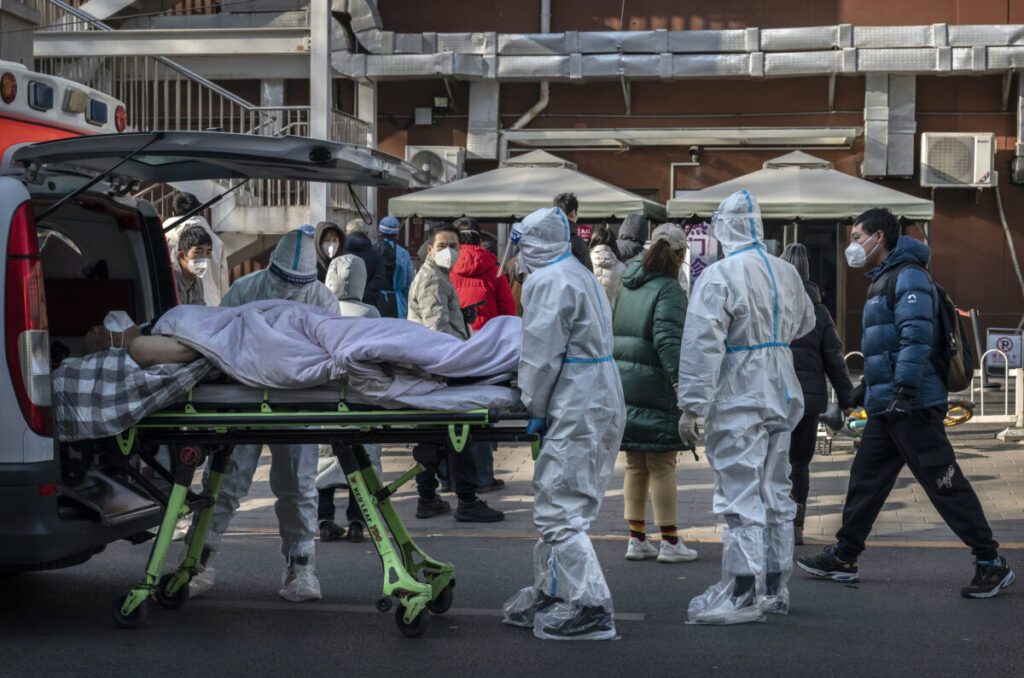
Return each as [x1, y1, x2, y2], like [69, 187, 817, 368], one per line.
[325, 254, 368, 302]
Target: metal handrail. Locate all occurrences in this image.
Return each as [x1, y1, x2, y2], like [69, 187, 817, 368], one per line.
[973, 349, 1011, 417]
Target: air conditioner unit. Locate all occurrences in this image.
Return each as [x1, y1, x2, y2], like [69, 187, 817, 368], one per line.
[920, 133, 995, 188]
[404, 145, 465, 187]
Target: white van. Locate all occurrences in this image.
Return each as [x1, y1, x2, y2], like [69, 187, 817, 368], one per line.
[0, 131, 411, 571]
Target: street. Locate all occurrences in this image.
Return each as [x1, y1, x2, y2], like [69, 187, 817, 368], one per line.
[2, 427, 1022, 678]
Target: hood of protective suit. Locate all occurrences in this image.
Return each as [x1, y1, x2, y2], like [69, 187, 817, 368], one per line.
[869, 235, 931, 281]
[314, 221, 343, 270]
[618, 214, 646, 243]
[325, 253, 367, 301]
[712, 190, 765, 255]
[451, 243, 498, 279]
[269, 229, 318, 285]
[518, 207, 572, 272]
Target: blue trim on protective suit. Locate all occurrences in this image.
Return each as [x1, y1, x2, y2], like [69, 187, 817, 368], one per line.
[268, 262, 316, 285]
[724, 341, 790, 352]
[292, 233, 304, 270]
[564, 354, 614, 364]
[555, 208, 570, 242]
[550, 252, 573, 265]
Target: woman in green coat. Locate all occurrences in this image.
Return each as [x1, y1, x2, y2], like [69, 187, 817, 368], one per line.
[612, 226, 698, 564]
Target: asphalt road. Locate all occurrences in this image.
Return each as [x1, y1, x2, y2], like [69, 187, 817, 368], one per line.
[1, 535, 1021, 678]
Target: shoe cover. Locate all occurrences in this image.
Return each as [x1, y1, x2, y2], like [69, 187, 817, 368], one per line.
[188, 565, 215, 599]
[172, 517, 190, 542]
[687, 584, 764, 625]
[533, 534, 616, 640]
[762, 521, 794, 615]
[502, 540, 554, 627]
[279, 563, 322, 602]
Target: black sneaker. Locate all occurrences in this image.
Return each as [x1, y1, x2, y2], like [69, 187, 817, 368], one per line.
[454, 499, 504, 523]
[415, 496, 451, 519]
[961, 556, 1015, 598]
[346, 521, 365, 543]
[541, 605, 614, 638]
[504, 591, 562, 627]
[797, 545, 859, 582]
[477, 479, 506, 494]
[318, 520, 345, 542]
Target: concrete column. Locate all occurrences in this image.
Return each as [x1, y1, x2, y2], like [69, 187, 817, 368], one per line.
[309, 0, 331, 225]
[356, 80, 378, 222]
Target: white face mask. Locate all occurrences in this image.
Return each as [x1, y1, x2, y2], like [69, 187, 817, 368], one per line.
[321, 242, 338, 258]
[433, 247, 457, 270]
[844, 232, 880, 268]
[103, 310, 134, 349]
[189, 257, 210, 279]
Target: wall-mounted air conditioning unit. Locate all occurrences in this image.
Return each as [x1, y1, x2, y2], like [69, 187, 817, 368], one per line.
[404, 145, 465, 187]
[920, 133, 995, 188]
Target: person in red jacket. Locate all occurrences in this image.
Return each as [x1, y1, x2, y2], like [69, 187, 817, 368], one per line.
[450, 217, 516, 492]
[450, 217, 516, 332]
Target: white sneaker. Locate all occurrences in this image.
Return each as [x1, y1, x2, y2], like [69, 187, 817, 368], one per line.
[279, 564, 322, 602]
[188, 565, 215, 598]
[171, 517, 190, 542]
[625, 537, 658, 561]
[657, 539, 698, 563]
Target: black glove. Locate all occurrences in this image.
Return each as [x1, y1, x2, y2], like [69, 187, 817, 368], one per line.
[851, 380, 866, 408]
[461, 306, 478, 326]
[884, 385, 916, 422]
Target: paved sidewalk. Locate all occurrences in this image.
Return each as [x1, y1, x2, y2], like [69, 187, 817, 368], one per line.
[223, 423, 1024, 548]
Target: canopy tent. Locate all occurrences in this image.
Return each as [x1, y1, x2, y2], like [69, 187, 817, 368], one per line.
[666, 151, 934, 221]
[389, 152, 665, 220]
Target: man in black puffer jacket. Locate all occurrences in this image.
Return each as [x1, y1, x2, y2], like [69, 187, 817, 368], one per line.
[781, 244, 854, 544]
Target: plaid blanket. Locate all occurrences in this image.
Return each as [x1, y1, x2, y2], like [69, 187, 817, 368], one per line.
[53, 348, 213, 442]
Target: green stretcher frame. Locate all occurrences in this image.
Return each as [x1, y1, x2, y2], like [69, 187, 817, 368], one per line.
[109, 390, 539, 637]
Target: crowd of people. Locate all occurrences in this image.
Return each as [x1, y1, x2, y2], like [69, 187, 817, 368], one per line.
[162, 187, 1014, 640]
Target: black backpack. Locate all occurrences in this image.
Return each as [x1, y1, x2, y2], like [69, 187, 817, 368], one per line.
[884, 264, 976, 392]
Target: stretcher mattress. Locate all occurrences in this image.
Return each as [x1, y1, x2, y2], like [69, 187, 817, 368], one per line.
[178, 381, 523, 412]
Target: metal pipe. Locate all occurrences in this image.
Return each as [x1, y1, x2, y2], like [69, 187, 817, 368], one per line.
[510, 0, 550, 131]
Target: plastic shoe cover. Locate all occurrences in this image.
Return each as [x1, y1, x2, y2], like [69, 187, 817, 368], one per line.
[188, 565, 215, 598]
[502, 588, 562, 628]
[657, 540, 698, 563]
[171, 516, 191, 542]
[687, 583, 765, 625]
[536, 604, 615, 640]
[503, 540, 555, 627]
[533, 534, 616, 640]
[279, 564, 322, 602]
[625, 537, 658, 561]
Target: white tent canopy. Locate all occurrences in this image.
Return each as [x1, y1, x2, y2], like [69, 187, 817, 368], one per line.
[667, 151, 934, 220]
[389, 152, 665, 220]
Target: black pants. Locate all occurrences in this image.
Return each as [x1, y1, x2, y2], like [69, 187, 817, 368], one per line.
[317, 487, 361, 526]
[835, 406, 998, 562]
[788, 402, 824, 506]
[415, 443, 478, 504]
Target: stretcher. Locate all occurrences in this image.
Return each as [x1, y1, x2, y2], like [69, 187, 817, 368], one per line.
[101, 378, 539, 637]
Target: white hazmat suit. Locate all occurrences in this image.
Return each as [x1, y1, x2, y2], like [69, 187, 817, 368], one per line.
[187, 229, 339, 602]
[677, 191, 815, 624]
[501, 207, 626, 640]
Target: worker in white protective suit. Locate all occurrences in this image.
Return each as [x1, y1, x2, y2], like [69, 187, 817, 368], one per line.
[676, 191, 815, 624]
[186, 229, 339, 602]
[501, 207, 626, 640]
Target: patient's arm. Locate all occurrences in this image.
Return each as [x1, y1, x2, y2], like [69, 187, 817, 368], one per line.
[129, 335, 198, 367]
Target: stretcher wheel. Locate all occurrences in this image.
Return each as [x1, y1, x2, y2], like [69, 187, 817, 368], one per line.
[427, 582, 454, 615]
[375, 596, 393, 613]
[395, 605, 430, 638]
[112, 594, 147, 629]
[155, 573, 189, 610]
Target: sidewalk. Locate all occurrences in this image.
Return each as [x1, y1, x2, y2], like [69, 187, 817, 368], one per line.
[225, 424, 1024, 547]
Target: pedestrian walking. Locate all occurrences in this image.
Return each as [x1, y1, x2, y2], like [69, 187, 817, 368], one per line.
[343, 218, 387, 308]
[553, 192, 594, 272]
[798, 208, 1014, 598]
[780, 243, 854, 544]
[612, 230, 698, 564]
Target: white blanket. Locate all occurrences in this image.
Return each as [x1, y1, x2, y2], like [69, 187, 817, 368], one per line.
[152, 300, 523, 406]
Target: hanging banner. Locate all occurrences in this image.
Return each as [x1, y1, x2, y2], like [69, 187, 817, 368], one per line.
[685, 222, 718, 287]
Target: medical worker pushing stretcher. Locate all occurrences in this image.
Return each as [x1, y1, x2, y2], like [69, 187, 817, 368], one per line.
[502, 207, 626, 640]
[676, 191, 815, 624]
